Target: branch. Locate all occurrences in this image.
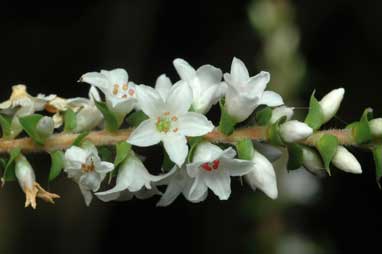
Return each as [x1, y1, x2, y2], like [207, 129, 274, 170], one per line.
[0, 127, 356, 154]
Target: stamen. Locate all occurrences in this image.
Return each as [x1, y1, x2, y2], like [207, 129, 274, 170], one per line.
[113, 84, 119, 95]
[201, 163, 212, 171]
[122, 84, 129, 91]
[121, 94, 127, 98]
[171, 116, 178, 121]
[212, 160, 220, 170]
[128, 89, 135, 96]
[173, 128, 179, 133]
[81, 163, 95, 173]
[164, 112, 170, 116]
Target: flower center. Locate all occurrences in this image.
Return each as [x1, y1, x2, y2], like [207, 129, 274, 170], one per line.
[156, 112, 179, 133]
[112, 83, 135, 99]
[201, 160, 220, 172]
[81, 162, 95, 173]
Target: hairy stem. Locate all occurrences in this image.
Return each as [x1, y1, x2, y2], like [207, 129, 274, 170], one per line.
[0, 127, 356, 154]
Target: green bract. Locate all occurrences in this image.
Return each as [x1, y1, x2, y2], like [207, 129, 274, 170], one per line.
[2, 148, 21, 183]
[255, 107, 272, 126]
[351, 108, 373, 144]
[316, 134, 338, 174]
[94, 100, 120, 132]
[48, 150, 65, 182]
[287, 143, 304, 171]
[218, 99, 237, 136]
[19, 114, 46, 145]
[236, 139, 254, 161]
[127, 111, 148, 128]
[304, 91, 325, 131]
[267, 117, 286, 146]
[0, 114, 13, 139]
[64, 109, 77, 132]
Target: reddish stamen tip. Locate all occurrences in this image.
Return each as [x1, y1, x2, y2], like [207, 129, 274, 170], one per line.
[201, 163, 212, 171]
[212, 160, 220, 170]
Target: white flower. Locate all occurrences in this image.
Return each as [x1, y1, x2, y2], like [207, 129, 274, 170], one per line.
[245, 150, 278, 199]
[173, 58, 225, 114]
[96, 153, 173, 201]
[186, 142, 253, 200]
[369, 118, 382, 138]
[156, 166, 206, 207]
[80, 68, 137, 117]
[279, 120, 313, 143]
[97, 186, 162, 202]
[127, 82, 214, 167]
[253, 142, 283, 162]
[301, 146, 326, 177]
[270, 106, 294, 124]
[15, 154, 60, 209]
[319, 88, 345, 123]
[64, 143, 114, 206]
[332, 146, 362, 174]
[223, 57, 283, 122]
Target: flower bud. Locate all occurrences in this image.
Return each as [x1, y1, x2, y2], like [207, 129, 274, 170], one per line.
[302, 146, 326, 177]
[74, 106, 103, 132]
[332, 146, 362, 174]
[319, 88, 345, 123]
[270, 106, 294, 124]
[15, 154, 36, 193]
[36, 116, 54, 138]
[245, 150, 278, 199]
[279, 120, 313, 143]
[369, 118, 382, 138]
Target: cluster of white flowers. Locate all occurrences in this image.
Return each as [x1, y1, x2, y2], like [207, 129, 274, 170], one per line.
[0, 57, 369, 209]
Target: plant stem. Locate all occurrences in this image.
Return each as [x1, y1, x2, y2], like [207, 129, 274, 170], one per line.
[0, 127, 356, 154]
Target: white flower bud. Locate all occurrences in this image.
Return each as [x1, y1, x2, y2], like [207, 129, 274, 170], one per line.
[15, 155, 36, 193]
[302, 146, 326, 177]
[332, 146, 362, 174]
[369, 118, 382, 138]
[270, 106, 294, 124]
[279, 120, 313, 143]
[36, 116, 54, 138]
[319, 88, 345, 123]
[74, 106, 103, 132]
[245, 150, 278, 199]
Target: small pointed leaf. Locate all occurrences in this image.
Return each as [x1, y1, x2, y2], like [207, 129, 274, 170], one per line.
[316, 134, 338, 174]
[94, 100, 119, 131]
[19, 114, 45, 145]
[287, 143, 303, 171]
[48, 151, 65, 182]
[64, 109, 77, 132]
[304, 91, 325, 131]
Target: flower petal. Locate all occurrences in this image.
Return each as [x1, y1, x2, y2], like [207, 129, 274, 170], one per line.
[188, 176, 208, 201]
[220, 158, 253, 176]
[136, 85, 164, 118]
[177, 112, 214, 137]
[155, 74, 172, 101]
[162, 133, 188, 167]
[196, 64, 223, 85]
[79, 172, 102, 192]
[192, 142, 224, 163]
[101, 68, 128, 85]
[156, 180, 184, 207]
[246, 71, 270, 98]
[128, 119, 162, 147]
[165, 81, 193, 115]
[204, 170, 231, 200]
[258, 91, 284, 107]
[96, 161, 115, 174]
[80, 72, 110, 93]
[230, 57, 249, 82]
[79, 185, 93, 206]
[173, 58, 196, 81]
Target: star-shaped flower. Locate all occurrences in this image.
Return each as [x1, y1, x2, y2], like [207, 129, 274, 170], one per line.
[127, 82, 214, 166]
[96, 152, 173, 201]
[173, 58, 225, 114]
[79, 68, 137, 117]
[64, 143, 114, 206]
[223, 57, 284, 122]
[186, 142, 253, 200]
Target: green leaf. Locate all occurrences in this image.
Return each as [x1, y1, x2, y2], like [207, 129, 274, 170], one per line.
[0, 114, 13, 139]
[19, 114, 45, 145]
[64, 109, 77, 132]
[316, 134, 338, 174]
[287, 143, 304, 171]
[218, 99, 237, 136]
[267, 119, 285, 146]
[114, 142, 131, 167]
[94, 100, 119, 131]
[2, 148, 21, 183]
[99, 146, 114, 162]
[72, 131, 90, 146]
[255, 107, 273, 126]
[352, 108, 373, 144]
[48, 151, 64, 182]
[127, 111, 149, 127]
[187, 136, 204, 163]
[304, 91, 325, 131]
[236, 139, 254, 160]
[372, 145, 382, 189]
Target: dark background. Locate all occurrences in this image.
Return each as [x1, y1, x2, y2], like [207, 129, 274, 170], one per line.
[0, 0, 381, 253]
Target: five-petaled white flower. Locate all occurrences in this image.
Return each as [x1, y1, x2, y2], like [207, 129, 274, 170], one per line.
[80, 68, 137, 118]
[96, 152, 173, 201]
[186, 142, 253, 200]
[127, 82, 214, 167]
[64, 143, 114, 206]
[156, 166, 206, 207]
[223, 57, 284, 122]
[173, 58, 225, 114]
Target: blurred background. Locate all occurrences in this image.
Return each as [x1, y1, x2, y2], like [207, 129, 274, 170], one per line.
[0, 0, 382, 253]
